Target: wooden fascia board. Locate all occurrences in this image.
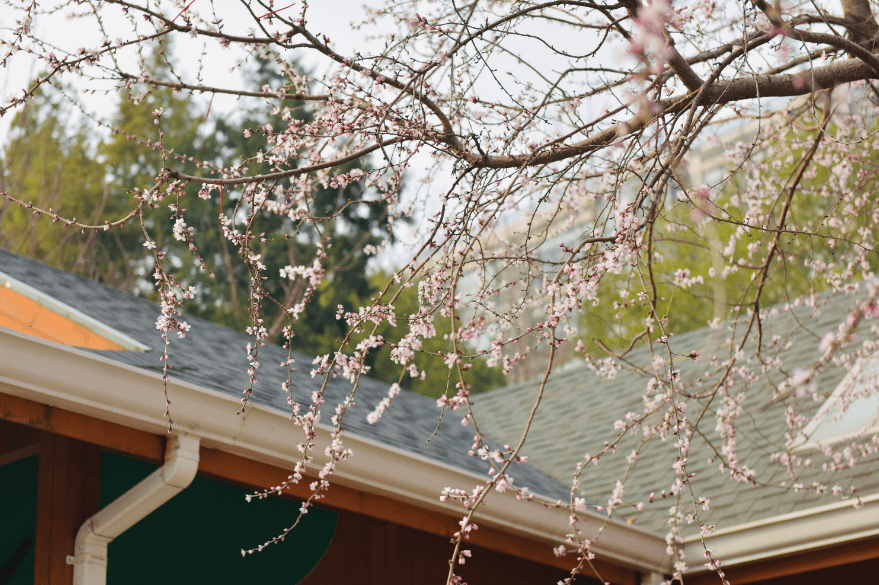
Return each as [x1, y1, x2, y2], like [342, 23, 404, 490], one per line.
[683, 535, 879, 584]
[0, 387, 165, 462]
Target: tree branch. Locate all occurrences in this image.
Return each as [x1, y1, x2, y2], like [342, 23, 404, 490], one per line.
[841, 0, 879, 45]
[166, 138, 404, 185]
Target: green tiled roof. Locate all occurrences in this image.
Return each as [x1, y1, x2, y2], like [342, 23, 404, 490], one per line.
[475, 288, 879, 535]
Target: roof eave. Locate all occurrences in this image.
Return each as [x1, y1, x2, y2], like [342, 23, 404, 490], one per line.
[683, 491, 879, 572]
[0, 327, 670, 574]
[0, 270, 150, 352]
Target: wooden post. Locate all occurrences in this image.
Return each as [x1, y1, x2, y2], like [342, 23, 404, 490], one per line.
[33, 433, 100, 585]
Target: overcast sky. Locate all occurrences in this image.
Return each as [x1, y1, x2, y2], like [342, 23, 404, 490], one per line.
[0, 1, 624, 266]
[0, 1, 381, 142]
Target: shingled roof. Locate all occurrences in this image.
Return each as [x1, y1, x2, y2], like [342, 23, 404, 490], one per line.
[9, 245, 879, 553]
[0, 248, 567, 500]
[474, 287, 879, 536]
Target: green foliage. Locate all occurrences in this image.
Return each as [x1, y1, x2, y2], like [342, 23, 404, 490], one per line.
[0, 52, 503, 399]
[0, 87, 140, 288]
[101, 44, 202, 260]
[164, 56, 396, 351]
[579, 119, 874, 357]
[345, 274, 506, 399]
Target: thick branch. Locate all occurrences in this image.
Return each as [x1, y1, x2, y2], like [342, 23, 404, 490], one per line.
[841, 0, 879, 45]
[667, 46, 705, 92]
[166, 55, 874, 186]
[664, 30, 704, 92]
[788, 29, 879, 74]
[130, 75, 328, 101]
[166, 138, 403, 185]
[466, 57, 874, 169]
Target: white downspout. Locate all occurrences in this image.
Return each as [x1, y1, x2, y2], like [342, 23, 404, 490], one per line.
[70, 433, 200, 585]
[640, 571, 668, 585]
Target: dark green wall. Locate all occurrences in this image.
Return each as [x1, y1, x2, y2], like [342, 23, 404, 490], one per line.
[100, 452, 337, 584]
[0, 455, 37, 585]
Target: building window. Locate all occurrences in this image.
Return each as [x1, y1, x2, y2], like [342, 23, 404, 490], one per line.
[794, 358, 879, 449]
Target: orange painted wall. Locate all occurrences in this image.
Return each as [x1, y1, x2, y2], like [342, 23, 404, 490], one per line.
[0, 287, 123, 350]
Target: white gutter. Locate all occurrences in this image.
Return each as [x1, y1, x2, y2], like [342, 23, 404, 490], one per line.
[683, 491, 879, 572]
[69, 432, 200, 585]
[0, 327, 669, 574]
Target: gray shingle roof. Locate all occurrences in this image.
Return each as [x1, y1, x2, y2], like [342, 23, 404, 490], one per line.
[0, 248, 567, 500]
[474, 288, 879, 535]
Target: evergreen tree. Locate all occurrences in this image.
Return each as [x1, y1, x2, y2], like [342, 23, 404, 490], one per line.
[0, 87, 138, 288]
[0, 51, 505, 398]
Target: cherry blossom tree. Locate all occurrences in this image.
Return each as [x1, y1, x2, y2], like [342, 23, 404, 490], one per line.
[4, 0, 879, 583]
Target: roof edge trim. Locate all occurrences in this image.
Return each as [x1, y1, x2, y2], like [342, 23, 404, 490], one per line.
[0, 270, 150, 352]
[683, 491, 879, 572]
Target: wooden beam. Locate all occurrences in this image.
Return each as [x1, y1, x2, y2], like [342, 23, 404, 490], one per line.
[33, 433, 100, 585]
[0, 442, 40, 467]
[33, 435, 52, 585]
[199, 446, 636, 584]
[0, 389, 164, 463]
[684, 535, 879, 584]
[299, 509, 593, 585]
